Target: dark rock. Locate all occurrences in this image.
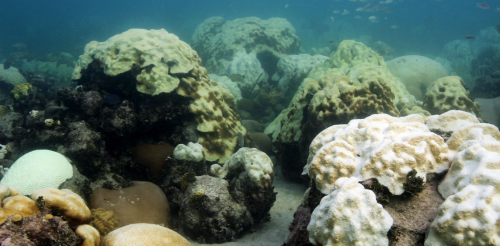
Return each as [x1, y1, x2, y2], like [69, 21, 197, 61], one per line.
[0, 208, 83, 246]
[284, 181, 324, 246]
[67, 121, 102, 156]
[0, 112, 24, 140]
[180, 175, 253, 243]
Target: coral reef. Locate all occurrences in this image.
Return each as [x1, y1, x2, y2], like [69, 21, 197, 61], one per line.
[266, 40, 416, 181]
[191, 16, 301, 72]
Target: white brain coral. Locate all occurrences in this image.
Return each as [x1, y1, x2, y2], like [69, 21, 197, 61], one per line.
[304, 114, 450, 195]
[210, 147, 274, 188]
[307, 177, 393, 246]
[0, 150, 73, 195]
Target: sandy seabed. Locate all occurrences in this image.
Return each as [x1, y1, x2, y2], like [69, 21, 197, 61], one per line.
[184, 165, 308, 246]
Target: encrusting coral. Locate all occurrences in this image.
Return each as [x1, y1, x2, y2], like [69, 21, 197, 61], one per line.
[90, 208, 119, 238]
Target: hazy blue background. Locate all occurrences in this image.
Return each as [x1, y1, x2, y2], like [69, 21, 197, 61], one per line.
[1, 0, 499, 59]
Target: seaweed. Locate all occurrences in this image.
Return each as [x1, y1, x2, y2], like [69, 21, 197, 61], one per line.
[402, 169, 424, 196]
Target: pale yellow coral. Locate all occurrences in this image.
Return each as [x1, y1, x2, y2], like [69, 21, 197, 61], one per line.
[72, 29, 198, 95]
[423, 76, 480, 116]
[2, 195, 39, 217]
[268, 41, 415, 144]
[31, 188, 91, 226]
[76, 224, 101, 246]
[10, 83, 32, 100]
[101, 223, 192, 246]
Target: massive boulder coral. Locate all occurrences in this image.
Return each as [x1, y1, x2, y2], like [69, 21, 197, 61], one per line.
[387, 55, 448, 100]
[272, 54, 329, 97]
[307, 177, 393, 246]
[71, 28, 245, 163]
[266, 40, 416, 180]
[303, 114, 450, 195]
[191, 16, 301, 71]
[423, 76, 480, 116]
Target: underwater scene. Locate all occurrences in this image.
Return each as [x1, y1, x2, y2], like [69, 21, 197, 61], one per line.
[0, 0, 500, 245]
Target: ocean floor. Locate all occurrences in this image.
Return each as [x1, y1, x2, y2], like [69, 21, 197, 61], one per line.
[184, 165, 308, 246]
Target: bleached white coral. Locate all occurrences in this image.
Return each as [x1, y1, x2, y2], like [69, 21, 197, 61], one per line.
[173, 142, 205, 162]
[210, 147, 273, 188]
[426, 127, 500, 245]
[426, 184, 500, 246]
[307, 177, 393, 246]
[425, 110, 480, 133]
[304, 114, 450, 195]
[439, 140, 500, 199]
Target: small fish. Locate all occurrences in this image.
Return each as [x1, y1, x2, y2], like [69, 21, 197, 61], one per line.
[383, 8, 394, 13]
[496, 7, 500, 12]
[342, 9, 350, 15]
[354, 15, 363, 19]
[44, 101, 68, 119]
[356, 7, 366, 11]
[364, 8, 376, 12]
[368, 16, 379, 22]
[391, 25, 399, 29]
[229, 74, 245, 82]
[477, 3, 490, 9]
[284, 4, 289, 8]
[106, 94, 121, 104]
[464, 35, 475, 39]
[331, 16, 335, 22]
[12, 43, 27, 49]
[232, 130, 245, 148]
[332, 10, 341, 14]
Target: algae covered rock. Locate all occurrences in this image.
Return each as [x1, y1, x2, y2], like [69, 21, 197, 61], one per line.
[179, 175, 252, 243]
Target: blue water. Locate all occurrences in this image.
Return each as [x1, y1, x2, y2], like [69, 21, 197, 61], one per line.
[0, 0, 499, 59]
